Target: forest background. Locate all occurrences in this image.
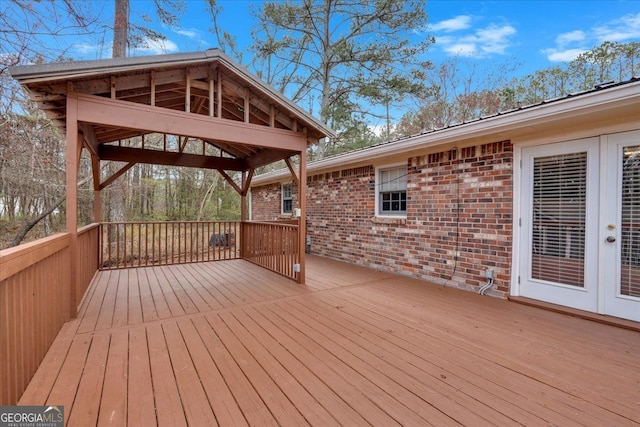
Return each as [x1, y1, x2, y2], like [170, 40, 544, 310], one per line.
[1, 0, 639, 248]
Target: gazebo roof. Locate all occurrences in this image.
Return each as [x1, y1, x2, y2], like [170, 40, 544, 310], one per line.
[10, 49, 334, 171]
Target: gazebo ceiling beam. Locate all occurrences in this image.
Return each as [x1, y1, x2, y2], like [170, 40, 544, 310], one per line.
[206, 139, 254, 158]
[246, 148, 297, 170]
[99, 145, 245, 171]
[73, 92, 308, 152]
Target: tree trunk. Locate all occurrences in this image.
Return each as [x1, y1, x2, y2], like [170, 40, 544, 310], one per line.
[112, 0, 129, 58]
[197, 174, 219, 221]
[8, 175, 93, 248]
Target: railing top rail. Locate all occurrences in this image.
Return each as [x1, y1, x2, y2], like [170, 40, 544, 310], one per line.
[101, 220, 242, 225]
[244, 220, 299, 228]
[77, 223, 100, 235]
[0, 232, 71, 281]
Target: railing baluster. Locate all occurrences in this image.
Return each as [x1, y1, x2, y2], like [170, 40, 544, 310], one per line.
[165, 222, 168, 265]
[171, 222, 175, 264]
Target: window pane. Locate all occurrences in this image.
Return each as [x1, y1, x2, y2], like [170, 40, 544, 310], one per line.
[380, 191, 407, 214]
[282, 184, 292, 198]
[282, 183, 292, 213]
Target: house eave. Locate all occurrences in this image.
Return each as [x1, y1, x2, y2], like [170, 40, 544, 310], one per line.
[251, 78, 640, 187]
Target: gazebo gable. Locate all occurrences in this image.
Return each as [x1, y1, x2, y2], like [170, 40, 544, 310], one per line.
[9, 49, 334, 173]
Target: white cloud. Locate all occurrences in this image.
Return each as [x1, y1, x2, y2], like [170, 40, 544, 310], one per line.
[131, 37, 179, 55]
[71, 42, 112, 59]
[594, 12, 640, 42]
[72, 35, 181, 58]
[437, 24, 517, 58]
[541, 48, 587, 62]
[429, 15, 472, 32]
[542, 12, 640, 62]
[475, 24, 517, 54]
[174, 28, 200, 39]
[556, 30, 586, 47]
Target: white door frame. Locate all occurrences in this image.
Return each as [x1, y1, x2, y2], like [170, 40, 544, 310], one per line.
[516, 138, 600, 312]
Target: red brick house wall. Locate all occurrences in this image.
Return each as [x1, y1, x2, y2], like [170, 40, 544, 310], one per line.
[251, 140, 513, 296]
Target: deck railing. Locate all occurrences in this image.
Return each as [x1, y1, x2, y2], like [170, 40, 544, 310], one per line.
[77, 223, 100, 304]
[100, 221, 241, 269]
[0, 219, 300, 404]
[0, 224, 100, 406]
[242, 220, 299, 280]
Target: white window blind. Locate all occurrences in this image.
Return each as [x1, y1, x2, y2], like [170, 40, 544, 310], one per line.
[380, 168, 407, 191]
[531, 152, 587, 287]
[621, 146, 640, 297]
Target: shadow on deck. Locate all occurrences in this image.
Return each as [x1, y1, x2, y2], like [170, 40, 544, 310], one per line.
[19, 256, 640, 426]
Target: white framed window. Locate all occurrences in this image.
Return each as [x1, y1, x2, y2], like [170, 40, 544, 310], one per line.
[281, 183, 293, 214]
[375, 164, 407, 217]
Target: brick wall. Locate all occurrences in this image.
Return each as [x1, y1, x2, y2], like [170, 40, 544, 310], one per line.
[251, 140, 513, 296]
[250, 182, 298, 221]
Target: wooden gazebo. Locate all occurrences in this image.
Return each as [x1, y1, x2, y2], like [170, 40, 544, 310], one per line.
[10, 49, 334, 314]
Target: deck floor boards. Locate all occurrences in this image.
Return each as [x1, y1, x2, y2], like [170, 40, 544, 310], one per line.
[18, 256, 640, 426]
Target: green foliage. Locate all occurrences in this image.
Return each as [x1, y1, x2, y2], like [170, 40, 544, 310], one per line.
[250, 0, 433, 157]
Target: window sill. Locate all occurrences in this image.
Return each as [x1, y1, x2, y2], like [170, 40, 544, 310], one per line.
[372, 216, 407, 225]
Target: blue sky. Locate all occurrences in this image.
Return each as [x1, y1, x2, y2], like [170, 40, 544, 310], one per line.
[68, 0, 640, 78]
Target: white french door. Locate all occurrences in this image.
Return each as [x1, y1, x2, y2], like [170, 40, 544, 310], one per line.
[602, 131, 640, 321]
[519, 131, 640, 322]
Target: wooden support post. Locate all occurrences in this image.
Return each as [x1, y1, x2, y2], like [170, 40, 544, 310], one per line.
[240, 170, 248, 222]
[298, 148, 307, 284]
[240, 170, 248, 258]
[150, 70, 156, 106]
[216, 68, 222, 119]
[242, 169, 254, 196]
[269, 104, 275, 127]
[185, 68, 191, 113]
[91, 155, 101, 222]
[209, 67, 215, 117]
[110, 76, 116, 99]
[66, 94, 80, 318]
[244, 87, 250, 123]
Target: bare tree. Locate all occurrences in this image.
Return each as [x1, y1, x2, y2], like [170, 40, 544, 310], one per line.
[0, 1, 100, 72]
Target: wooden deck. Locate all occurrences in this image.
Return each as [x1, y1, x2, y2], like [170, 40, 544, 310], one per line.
[19, 256, 640, 426]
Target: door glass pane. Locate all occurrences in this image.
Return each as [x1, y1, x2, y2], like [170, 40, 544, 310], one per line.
[531, 152, 587, 287]
[621, 146, 640, 297]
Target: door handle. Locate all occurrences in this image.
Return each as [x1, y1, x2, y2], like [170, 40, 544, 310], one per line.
[606, 236, 616, 243]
